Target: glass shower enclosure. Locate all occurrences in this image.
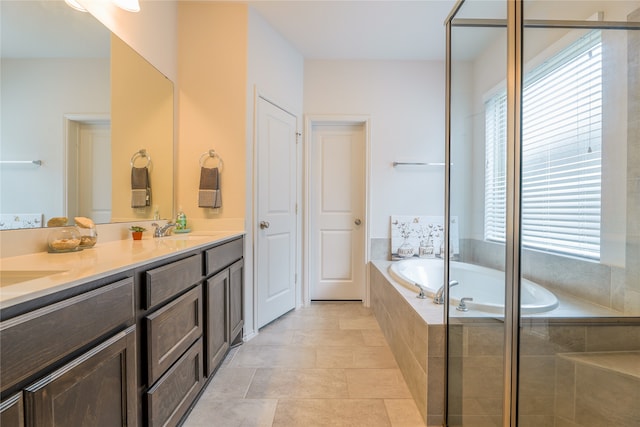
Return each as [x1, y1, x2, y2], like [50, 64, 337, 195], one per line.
[444, 1, 640, 426]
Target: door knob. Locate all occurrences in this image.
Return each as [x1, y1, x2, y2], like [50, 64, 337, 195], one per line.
[354, 218, 362, 226]
[259, 221, 270, 229]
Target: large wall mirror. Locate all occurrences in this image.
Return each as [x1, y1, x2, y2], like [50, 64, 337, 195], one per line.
[0, 0, 174, 230]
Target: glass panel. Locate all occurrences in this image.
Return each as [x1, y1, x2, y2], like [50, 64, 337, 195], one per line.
[448, 1, 507, 425]
[519, 2, 640, 426]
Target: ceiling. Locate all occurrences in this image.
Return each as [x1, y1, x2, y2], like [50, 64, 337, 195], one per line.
[246, 1, 458, 60]
[0, 1, 457, 60]
[0, 1, 110, 58]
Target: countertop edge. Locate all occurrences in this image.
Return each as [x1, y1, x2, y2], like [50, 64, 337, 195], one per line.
[0, 231, 245, 314]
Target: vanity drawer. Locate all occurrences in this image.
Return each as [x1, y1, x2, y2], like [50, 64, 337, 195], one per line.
[145, 254, 202, 309]
[146, 285, 203, 385]
[146, 338, 204, 427]
[0, 277, 134, 393]
[204, 238, 243, 276]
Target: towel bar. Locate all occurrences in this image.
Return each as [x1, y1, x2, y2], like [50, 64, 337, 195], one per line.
[392, 161, 448, 167]
[0, 160, 42, 166]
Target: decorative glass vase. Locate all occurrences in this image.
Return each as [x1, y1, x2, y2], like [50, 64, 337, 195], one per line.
[419, 238, 435, 258]
[397, 238, 414, 258]
[48, 226, 81, 252]
[78, 225, 98, 248]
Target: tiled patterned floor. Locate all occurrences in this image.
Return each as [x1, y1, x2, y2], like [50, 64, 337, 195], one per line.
[183, 302, 426, 427]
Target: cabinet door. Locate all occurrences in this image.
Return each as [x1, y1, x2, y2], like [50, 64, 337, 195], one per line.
[0, 393, 24, 427]
[24, 325, 137, 427]
[146, 286, 202, 385]
[229, 259, 244, 344]
[205, 270, 229, 377]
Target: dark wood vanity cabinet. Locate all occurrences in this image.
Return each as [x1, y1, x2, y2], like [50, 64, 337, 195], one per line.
[229, 259, 244, 345]
[142, 236, 244, 426]
[142, 254, 205, 427]
[204, 238, 244, 376]
[146, 338, 204, 427]
[0, 277, 136, 427]
[0, 394, 24, 427]
[205, 269, 230, 376]
[0, 235, 244, 427]
[24, 325, 137, 427]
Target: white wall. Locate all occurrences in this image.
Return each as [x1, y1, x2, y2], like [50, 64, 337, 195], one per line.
[245, 7, 304, 336]
[304, 60, 445, 240]
[1, 58, 110, 222]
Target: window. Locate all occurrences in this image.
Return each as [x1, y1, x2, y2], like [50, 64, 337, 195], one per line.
[484, 31, 602, 260]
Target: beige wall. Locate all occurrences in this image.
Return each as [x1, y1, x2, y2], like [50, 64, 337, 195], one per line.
[110, 35, 174, 222]
[177, 2, 248, 229]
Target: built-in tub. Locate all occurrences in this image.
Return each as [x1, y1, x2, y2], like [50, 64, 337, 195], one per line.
[388, 258, 559, 314]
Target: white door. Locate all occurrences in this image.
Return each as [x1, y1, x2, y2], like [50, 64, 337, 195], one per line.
[310, 123, 365, 300]
[67, 119, 111, 223]
[256, 97, 298, 328]
[78, 122, 111, 223]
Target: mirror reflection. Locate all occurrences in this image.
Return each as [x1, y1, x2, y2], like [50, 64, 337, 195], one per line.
[0, 0, 174, 230]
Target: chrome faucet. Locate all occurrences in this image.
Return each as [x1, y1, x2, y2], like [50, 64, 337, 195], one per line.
[433, 280, 459, 304]
[456, 297, 474, 312]
[151, 222, 176, 238]
[415, 283, 428, 299]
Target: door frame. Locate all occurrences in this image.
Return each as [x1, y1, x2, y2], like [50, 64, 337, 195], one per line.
[251, 89, 302, 335]
[303, 115, 371, 306]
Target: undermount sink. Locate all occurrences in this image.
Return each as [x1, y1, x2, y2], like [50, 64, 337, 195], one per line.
[0, 270, 68, 287]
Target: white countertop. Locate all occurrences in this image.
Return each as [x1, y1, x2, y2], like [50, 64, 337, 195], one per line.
[0, 231, 244, 310]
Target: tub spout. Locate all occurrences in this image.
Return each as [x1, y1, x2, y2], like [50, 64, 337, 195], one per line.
[433, 280, 459, 304]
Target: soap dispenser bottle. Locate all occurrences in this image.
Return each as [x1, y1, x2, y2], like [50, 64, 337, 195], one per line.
[176, 207, 187, 230]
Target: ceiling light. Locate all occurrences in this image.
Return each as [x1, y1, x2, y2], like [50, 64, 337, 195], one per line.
[113, 0, 140, 13]
[64, 0, 88, 12]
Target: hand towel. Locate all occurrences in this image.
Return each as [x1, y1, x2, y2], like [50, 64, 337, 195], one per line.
[198, 167, 221, 208]
[131, 166, 151, 208]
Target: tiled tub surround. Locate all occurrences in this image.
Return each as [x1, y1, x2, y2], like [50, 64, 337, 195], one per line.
[371, 260, 640, 427]
[370, 260, 445, 427]
[449, 318, 640, 427]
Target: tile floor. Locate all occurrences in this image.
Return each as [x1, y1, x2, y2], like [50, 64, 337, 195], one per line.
[183, 302, 426, 427]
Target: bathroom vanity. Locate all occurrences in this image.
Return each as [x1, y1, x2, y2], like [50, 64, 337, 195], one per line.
[0, 232, 244, 427]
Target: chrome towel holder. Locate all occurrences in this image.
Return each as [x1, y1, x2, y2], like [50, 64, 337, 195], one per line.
[130, 149, 151, 167]
[199, 149, 223, 171]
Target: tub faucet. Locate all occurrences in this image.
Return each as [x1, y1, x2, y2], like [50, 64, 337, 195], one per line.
[456, 297, 473, 312]
[433, 280, 459, 304]
[151, 222, 176, 238]
[415, 283, 428, 299]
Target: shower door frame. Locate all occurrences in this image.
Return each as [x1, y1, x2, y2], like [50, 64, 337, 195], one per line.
[444, 1, 640, 426]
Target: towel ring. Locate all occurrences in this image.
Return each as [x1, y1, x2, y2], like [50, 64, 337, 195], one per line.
[199, 149, 223, 171]
[130, 149, 151, 168]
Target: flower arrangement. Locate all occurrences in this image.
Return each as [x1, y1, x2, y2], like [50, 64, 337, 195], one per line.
[395, 221, 413, 239]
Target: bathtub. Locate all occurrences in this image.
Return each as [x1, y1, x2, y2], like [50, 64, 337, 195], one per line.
[388, 258, 559, 314]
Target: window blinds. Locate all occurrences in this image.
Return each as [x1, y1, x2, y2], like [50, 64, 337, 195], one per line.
[484, 31, 602, 260]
